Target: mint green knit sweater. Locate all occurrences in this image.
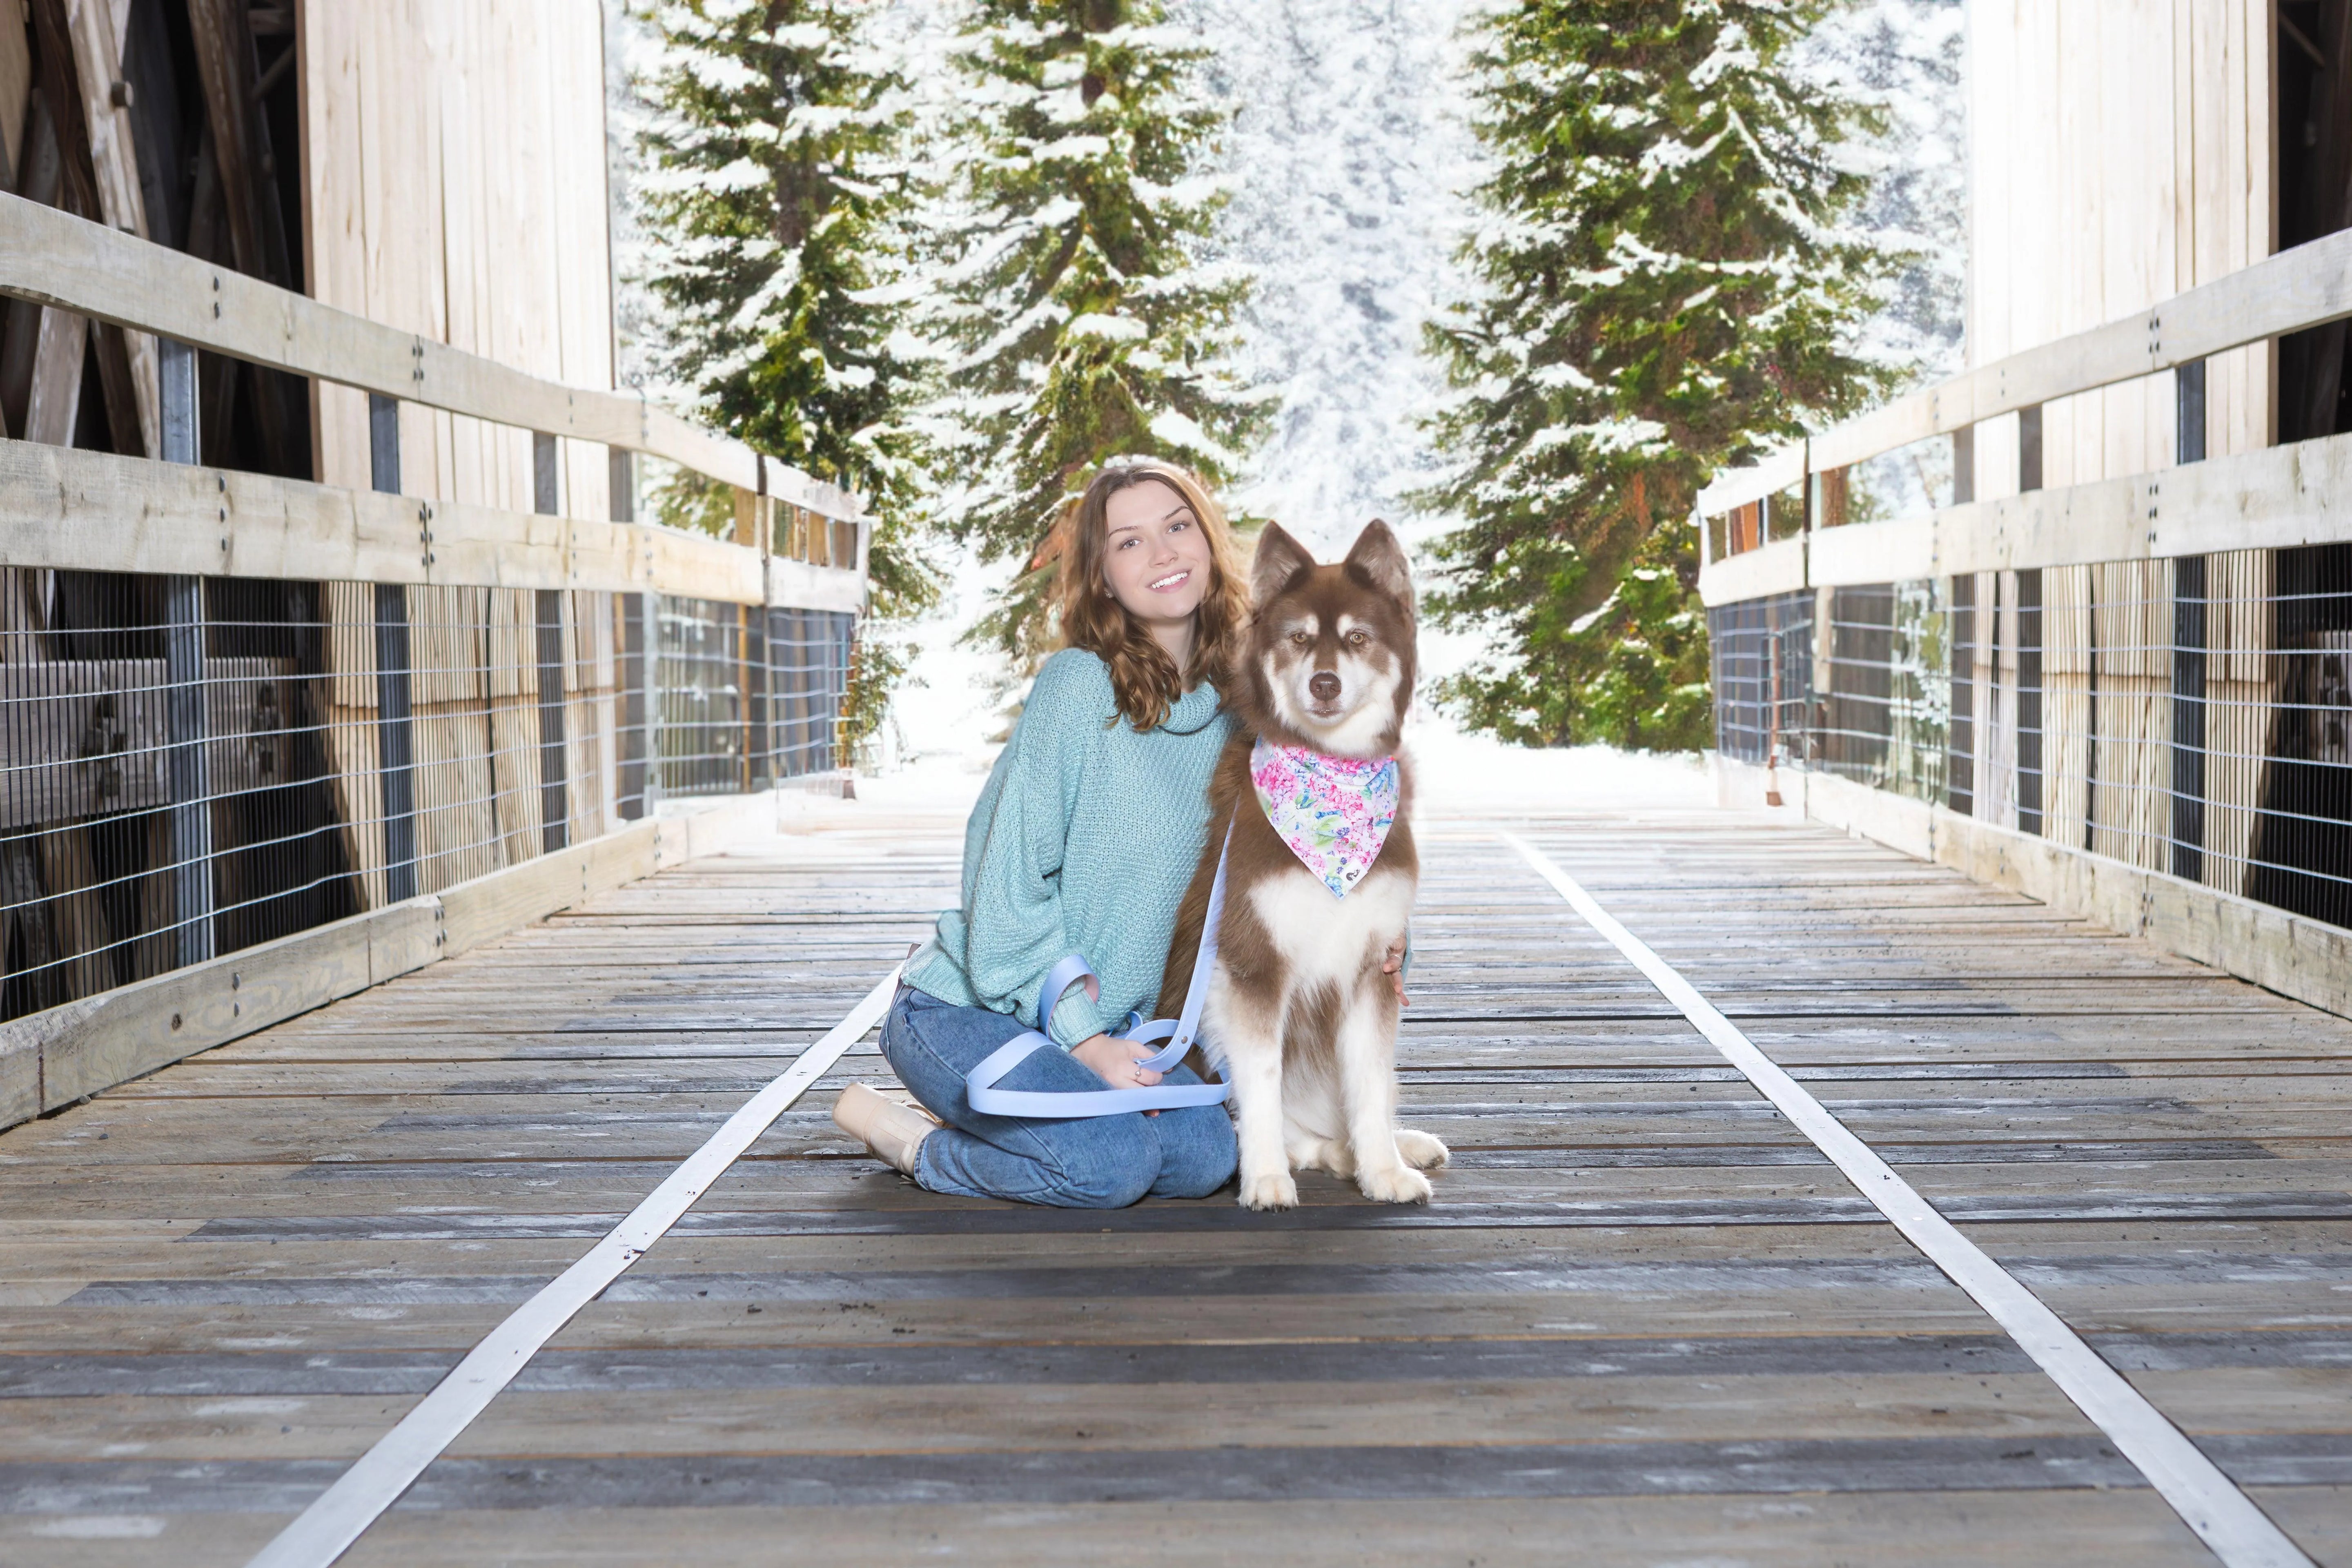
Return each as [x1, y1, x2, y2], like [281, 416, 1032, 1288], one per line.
[906, 648, 1233, 1049]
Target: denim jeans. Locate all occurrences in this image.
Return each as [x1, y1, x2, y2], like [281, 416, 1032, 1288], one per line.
[877, 985, 1237, 1208]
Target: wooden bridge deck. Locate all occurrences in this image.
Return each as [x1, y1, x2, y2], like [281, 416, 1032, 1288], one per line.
[2, 806, 2349, 1566]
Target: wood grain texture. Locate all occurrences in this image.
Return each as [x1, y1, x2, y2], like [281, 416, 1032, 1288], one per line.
[1700, 425, 2352, 604]
[0, 434, 811, 604]
[1706, 2, 2277, 522]
[0, 802, 2346, 1563]
[0, 192, 859, 520]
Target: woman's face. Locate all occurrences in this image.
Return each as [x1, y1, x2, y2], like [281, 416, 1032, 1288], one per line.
[1101, 478, 1213, 632]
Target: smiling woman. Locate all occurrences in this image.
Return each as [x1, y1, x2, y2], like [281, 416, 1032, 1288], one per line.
[1057, 459, 1252, 732]
[830, 459, 1254, 1208]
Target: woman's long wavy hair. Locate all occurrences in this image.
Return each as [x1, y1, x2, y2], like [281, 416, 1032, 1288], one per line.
[1054, 459, 1251, 732]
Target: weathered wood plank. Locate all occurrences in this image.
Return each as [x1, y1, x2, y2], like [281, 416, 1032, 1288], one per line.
[0, 434, 791, 604]
[0, 190, 862, 519]
[0, 804, 2345, 1568]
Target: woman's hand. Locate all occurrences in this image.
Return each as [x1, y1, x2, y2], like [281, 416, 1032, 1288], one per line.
[1383, 935, 1410, 1007]
[1071, 1034, 1165, 1091]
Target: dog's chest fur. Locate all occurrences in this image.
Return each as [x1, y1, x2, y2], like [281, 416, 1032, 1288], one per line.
[1245, 859, 1414, 987]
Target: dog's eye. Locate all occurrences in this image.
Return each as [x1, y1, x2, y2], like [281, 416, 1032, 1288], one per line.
[1288, 631, 1310, 647]
[1346, 629, 1371, 647]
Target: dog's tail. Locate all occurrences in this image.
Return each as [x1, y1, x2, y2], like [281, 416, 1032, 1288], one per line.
[1157, 733, 1254, 1077]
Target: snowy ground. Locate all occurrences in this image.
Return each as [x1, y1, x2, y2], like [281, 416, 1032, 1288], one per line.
[846, 687, 1710, 825]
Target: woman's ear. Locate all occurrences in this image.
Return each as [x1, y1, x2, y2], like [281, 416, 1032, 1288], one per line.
[1252, 523, 1316, 605]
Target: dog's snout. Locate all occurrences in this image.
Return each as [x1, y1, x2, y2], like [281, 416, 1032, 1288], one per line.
[1308, 671, 1342, 702]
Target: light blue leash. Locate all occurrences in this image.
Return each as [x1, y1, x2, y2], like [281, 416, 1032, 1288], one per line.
[964, 824, 1235, 1118]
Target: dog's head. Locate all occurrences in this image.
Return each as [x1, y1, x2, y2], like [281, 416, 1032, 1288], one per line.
[1243, 521, 1416, 757]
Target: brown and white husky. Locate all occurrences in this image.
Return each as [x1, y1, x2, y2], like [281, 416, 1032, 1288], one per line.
[1158, 521, 1449, 1210]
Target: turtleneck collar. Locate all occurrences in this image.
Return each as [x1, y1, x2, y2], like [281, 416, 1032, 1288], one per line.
[1152, 680, 1225, 736]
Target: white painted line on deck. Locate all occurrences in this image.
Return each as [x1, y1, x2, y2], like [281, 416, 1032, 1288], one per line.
[245, 966, 904, 1568]
[1497, 830, 2312, 1568]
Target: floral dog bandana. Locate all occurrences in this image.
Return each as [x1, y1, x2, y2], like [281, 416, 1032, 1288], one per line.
[1250, 737, 1400, 898]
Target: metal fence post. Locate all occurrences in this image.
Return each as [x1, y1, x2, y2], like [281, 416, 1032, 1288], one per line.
[370, 394, 419, 904]
[617, 592, 648, 820]
[535, 589, 569, 853]
[528, 441, 570, 851]
[646, 593, 665, 811]
[160, 338, 214, 967]
[744, 601, 770, 791]
[751, 459, 772, 791]
[2170, 360, 2209, 880]
[2172, 556, 2207, 881]
[2016, 570, 2045, 838]
[618, 591, 664, 815]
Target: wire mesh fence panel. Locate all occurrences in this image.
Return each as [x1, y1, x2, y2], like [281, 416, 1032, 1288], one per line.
[1727, 543, 2352, 934]
[651, 595, 753, 799]
[0, 570, 638, 1022]
[769, 606, 853, 781]
[604, 597, 857, 814]
[1708, 591, 1813, 767]
[1815, 581, 1947, 804]
[2250, 545, 2352, 926]
[3, 570, 358, 1018]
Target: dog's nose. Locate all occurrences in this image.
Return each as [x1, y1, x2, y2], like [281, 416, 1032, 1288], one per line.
[1309, 671, 1341, 701]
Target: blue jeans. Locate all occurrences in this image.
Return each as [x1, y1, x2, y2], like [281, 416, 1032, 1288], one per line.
[878, 985, 1237, 1207]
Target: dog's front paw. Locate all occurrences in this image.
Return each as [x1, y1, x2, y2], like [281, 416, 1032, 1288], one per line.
[1238, 1169, 1300, 1210]
[1395, 1129, 1450, 1170]
[1356, 1163, 1433, 1205]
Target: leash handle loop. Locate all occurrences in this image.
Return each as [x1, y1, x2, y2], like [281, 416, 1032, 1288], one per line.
[964, 822, 1236, 1120]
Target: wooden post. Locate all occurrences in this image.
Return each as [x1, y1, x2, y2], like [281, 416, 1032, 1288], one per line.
[181, 0, 296, 475]
[26, 0, 144, 458]
[159, 338, 213, 968]
[370, 394, 418, 904]
[0, 99, 88, 448]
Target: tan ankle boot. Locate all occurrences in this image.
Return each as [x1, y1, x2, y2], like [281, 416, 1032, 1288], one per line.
[832, 1083, 941, 1175]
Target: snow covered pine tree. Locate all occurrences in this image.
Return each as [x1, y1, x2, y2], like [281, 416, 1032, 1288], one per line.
[912, 0, 1263, 667]
[634, 0, 936, 628]
[1419, 0, 1893, 749]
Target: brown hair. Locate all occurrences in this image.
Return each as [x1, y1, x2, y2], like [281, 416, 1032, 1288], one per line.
[1053, 459, 1251, 731]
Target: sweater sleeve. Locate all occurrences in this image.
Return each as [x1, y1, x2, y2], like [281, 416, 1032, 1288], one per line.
[958, 654, 1114, 1049]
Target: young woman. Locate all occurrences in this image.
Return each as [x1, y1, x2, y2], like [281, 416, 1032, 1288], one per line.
[831, 458, 1249, 1207]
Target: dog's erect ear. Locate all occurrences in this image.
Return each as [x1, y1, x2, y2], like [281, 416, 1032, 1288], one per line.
[1343, 520, 1412, 604]
[1251, 522, 1316, 605]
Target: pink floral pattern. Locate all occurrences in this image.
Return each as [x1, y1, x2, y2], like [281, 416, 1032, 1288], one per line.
[1250, 737, 1400, 899]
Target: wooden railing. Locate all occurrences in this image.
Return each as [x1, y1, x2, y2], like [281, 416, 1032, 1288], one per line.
[0, 193, 874, 1129]
[1690, 224, 2352, 1025]
[1695, 223, 2352, 593]
[0, 189, 869, 601]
